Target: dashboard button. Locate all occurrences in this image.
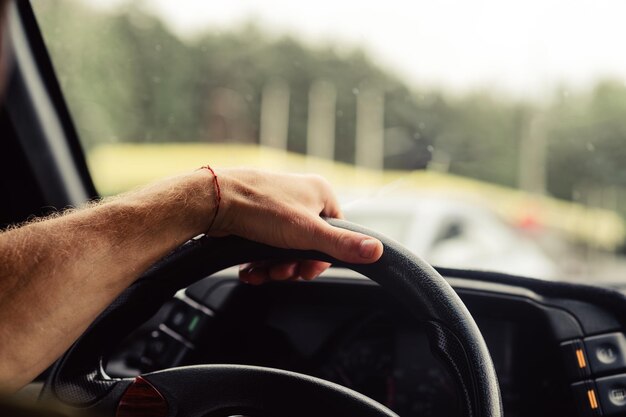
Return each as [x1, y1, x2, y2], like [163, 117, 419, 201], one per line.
[584, 333, 626, 375]
[596, 375, 626, 415]
[571, 380, 603, 416]
[165, 299, 210, 340]
[142, 328, 193, 370]
[562, 340, 592, 380]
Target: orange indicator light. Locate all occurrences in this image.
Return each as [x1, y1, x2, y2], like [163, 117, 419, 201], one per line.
[576, 349, 587, 368]
[587, 389, 599, 410]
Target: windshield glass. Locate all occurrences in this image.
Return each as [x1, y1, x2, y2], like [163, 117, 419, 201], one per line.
[31, 0, 626, 282]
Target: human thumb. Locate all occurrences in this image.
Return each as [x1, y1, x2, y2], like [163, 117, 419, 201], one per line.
[311, 217, 383, 264]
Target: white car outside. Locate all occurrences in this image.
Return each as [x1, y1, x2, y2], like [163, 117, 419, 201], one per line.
[343, 196, 557, 280]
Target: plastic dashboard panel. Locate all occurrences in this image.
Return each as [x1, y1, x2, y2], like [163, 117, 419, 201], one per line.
[103, 268, 626, 417]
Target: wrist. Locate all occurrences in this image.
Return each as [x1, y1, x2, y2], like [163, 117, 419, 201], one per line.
[193, 168, 233, 237]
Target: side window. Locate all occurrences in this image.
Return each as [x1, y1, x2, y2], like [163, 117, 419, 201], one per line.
[31, 1, 626, 281]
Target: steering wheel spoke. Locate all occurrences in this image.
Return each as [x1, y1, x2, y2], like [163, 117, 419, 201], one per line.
[119, 365, 398, 417]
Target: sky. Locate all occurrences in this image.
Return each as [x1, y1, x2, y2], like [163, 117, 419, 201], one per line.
[83, 0, 626, 100]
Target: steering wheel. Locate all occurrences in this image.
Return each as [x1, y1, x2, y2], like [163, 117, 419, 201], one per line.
[40, 219, 502, 417]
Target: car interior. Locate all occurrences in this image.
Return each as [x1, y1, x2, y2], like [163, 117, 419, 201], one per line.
[4, 2, 626, 416]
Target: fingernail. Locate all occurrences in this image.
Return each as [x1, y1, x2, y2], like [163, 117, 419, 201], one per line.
[286, 263, 297, 278]
[359, 238, 378, 259]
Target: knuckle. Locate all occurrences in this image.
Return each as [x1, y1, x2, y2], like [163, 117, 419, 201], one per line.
[308, 174, 330, 191]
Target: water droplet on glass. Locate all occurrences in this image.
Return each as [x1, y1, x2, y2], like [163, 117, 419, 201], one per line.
[413, 132, 421, 139]
[352, 88, 360, 95]
[419, 122, 426, 129]
[586, 142, 595, 151]
[427, 145, 434, 153]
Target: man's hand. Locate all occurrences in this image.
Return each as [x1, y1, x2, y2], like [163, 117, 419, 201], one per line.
[205, 169, 383, 285]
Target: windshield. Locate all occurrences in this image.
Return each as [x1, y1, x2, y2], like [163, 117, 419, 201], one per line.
[31, 0, 626, 282]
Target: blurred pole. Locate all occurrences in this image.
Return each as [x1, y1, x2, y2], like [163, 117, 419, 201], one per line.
[260, 79, 290, 150]
[307, 80, 337, 160]
[355, 87, 384, 170]
[600, 186, 619, 262]
[518, 114, 547, 195]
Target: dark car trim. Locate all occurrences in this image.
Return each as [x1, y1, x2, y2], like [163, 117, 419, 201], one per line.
[7, 2, 97, 207]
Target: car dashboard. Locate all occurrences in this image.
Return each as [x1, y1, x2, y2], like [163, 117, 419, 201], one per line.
[106, 268, 626, 417]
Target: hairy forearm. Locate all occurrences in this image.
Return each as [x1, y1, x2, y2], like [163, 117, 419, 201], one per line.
[0, 171, 215, 391]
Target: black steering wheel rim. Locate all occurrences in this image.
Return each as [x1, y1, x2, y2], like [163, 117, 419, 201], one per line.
[41, 219, 502, 417]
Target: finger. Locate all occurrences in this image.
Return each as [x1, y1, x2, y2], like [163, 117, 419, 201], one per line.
[239, 264, 269, 285]
[298, 260, 331, 280]
[240, 261, 300, 283]
[310, 217, 383, 264]
[268, 261, 299, 281]
[314, 179, 343, 219]
[321, 192, 343, 219]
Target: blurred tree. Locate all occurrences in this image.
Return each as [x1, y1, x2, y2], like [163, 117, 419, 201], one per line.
[546, 81, 626, 215]
[434, 93, 530, 188]
[33, 0, 434, 167]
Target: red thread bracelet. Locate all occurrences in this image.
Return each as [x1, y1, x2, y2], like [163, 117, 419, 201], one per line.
[198, 165, 221, 233]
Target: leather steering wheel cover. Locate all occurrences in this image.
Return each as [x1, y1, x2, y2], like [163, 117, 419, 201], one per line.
[142, 364, 399, 417]
[42, 219, 502, 417]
